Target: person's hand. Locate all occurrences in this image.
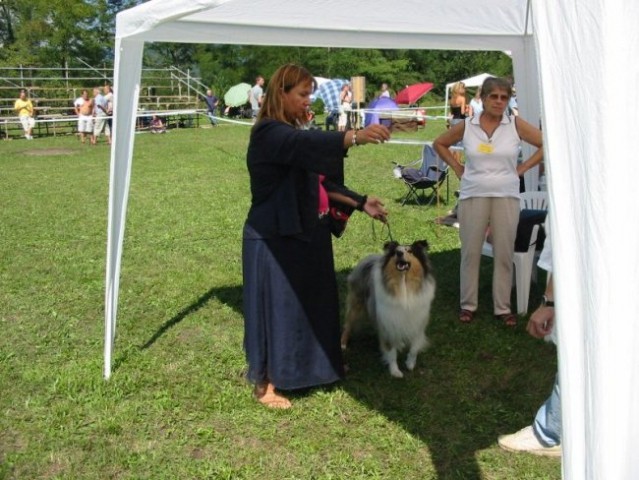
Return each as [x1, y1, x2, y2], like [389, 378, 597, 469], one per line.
[516, 164, 526, 176]
[452, 163, 465, 179]
[357, 125, 391, 145]
[526, 305, 554, 339]
[363, 196, 388, 223]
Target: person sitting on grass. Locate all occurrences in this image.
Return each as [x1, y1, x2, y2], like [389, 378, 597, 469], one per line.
[150, 115, 166, 134]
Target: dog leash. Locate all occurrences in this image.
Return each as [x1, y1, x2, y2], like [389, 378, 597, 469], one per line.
[372, 218, 394, 243]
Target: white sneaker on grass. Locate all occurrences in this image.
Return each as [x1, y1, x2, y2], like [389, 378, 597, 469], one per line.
[498, 426, 562, 457]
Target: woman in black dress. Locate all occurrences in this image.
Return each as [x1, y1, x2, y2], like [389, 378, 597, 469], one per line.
[242, 64, 390, 408]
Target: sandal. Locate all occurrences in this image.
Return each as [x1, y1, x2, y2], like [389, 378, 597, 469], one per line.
[459, 309, 474, 323]
[495, 313, 517, 327]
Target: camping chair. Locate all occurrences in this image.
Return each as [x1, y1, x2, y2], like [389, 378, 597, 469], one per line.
[481, 191, 549, 314]
[394, 144, 449, 206]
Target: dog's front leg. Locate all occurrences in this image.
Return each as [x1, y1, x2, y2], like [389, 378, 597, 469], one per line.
[406, 333, 429, 371]
[380, 342, 403, 378]
[340, 325, 352, 351]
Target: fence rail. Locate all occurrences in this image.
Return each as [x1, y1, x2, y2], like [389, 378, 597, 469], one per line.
[2, 109, 206, 140]
[1, 64, 208, 130]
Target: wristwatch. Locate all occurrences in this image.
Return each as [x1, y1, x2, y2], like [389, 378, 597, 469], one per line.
[541, 295, 555, 307]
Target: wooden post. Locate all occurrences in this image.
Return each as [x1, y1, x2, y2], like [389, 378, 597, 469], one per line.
[351, 76, 366, 129]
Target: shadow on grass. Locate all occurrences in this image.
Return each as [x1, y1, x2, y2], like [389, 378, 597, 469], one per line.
[130, 245, 553, 479]
[339, 248, 555, 479]
[140, 285, 243, 350]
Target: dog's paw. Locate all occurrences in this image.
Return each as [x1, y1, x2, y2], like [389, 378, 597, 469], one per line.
[389, 365, 404, 378]
[405, 357, 417, 371]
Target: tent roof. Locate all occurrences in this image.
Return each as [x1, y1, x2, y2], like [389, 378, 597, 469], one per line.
[117, 0, 533, 50]
[446, 73, 495, 89]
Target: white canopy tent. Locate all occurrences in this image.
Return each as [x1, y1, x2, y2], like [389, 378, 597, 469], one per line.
[107, 1, 639, 478]
[443, 72, 495, 118]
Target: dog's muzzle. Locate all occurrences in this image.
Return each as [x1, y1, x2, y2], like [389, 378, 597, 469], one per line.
[395, 253, 410, 271]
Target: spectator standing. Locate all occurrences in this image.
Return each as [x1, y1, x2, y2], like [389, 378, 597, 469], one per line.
[433, 76, 543, 326]
[14, 89, 35, 140]
[338, 83, 352, 132]
[204, 89, 219, 126]
[249, 75, 265, 118]
[509, 87, 519, 116]
[74, 90, 93, 144]
[91, 87, 109, 145]
[379, 82, 391, 98]
[449, 81, 469, 126]
[448, 81, 469, 164]
[469, 87, 483, 117]
[104, 84, 114, 145]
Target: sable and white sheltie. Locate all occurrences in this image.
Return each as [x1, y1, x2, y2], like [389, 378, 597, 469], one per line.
[341, 240, 436, 378]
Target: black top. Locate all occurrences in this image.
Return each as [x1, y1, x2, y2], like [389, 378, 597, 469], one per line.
[245, 119, 364, 240]
[204, 94, 218, 112]
[451, 105, 466, 119]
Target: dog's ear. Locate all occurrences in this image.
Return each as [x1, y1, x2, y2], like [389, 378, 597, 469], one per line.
[412, 240, 429, 251]
[383, 241, 399, 252]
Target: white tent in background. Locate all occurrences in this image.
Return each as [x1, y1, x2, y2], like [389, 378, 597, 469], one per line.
[107, 2, 639, 478]
[443, 72, 495, 118]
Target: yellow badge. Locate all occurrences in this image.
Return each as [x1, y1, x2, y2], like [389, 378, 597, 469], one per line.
[478, 143, 494, 154]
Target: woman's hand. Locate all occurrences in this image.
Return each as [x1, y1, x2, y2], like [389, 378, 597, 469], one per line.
[453, 163, 465, 179]
[356, 125, 391, 145]
[363, 196, 388, 223]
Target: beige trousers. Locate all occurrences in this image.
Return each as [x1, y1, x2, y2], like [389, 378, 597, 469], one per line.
[458, 196, 520, 315]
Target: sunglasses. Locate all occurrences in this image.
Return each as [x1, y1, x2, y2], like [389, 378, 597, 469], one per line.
[487, 93, 510, 101]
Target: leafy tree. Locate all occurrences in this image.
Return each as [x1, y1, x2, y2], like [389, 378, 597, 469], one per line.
[0, 0, 138, 67]
[0, 0, 17, 47]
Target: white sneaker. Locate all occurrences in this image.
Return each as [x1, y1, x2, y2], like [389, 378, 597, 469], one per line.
[498, 426, 562, 457]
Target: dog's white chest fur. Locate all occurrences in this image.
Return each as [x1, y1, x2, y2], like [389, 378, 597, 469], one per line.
[370, 265, 435, 346]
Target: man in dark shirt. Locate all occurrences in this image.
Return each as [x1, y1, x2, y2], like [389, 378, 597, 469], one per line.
[204, 89, 219, 126]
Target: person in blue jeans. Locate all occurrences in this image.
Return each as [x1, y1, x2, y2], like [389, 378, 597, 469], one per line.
[498, 222, 562, 457]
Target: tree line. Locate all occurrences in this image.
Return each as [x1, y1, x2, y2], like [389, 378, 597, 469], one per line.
[0, 0, 513, 100]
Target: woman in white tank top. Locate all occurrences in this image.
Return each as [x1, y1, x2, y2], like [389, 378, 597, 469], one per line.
[433, 77, 543, 327]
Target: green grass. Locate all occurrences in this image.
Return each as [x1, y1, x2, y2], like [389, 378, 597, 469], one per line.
[0, 123, 559, 479]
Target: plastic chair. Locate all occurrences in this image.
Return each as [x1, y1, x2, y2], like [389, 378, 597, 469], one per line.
[393, 145, 449, 206]
[481, 191, 548, 314]
[519, 191, 549, 211]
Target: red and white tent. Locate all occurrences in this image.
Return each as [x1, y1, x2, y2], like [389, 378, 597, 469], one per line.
[107, 2, 639, 478]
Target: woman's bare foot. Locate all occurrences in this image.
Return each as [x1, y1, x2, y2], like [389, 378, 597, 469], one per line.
[253, 382, 292, 409]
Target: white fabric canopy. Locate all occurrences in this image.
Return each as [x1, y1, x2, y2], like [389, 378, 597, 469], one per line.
[107, 1, 639, 477]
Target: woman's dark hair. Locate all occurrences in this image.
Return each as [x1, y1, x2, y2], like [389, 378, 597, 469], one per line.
[480, 77, 513, 101]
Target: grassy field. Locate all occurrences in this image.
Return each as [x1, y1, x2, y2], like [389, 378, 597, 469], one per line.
[0, 122, 560, 479]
